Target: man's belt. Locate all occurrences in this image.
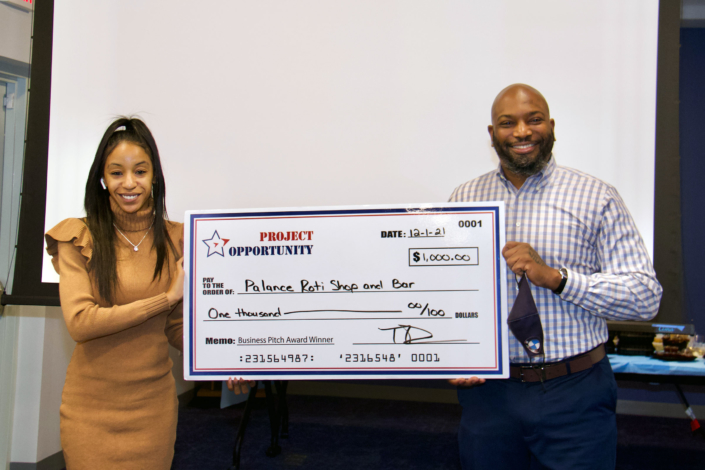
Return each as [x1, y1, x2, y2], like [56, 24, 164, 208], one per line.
[509, 344, 606, 383]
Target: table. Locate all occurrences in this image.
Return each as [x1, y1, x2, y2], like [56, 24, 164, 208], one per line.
[608, 354, 705, 435]
[608, 354, 705, 385]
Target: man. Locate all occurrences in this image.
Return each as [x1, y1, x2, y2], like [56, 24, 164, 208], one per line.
[448, 84, 662, 470]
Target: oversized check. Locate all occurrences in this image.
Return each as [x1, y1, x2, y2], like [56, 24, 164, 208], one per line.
[184, 203, 508, 380]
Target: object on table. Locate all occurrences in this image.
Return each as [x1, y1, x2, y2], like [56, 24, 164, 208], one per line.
[653, 334, 695, 361]
[652, 334, 664, 353]
[652, 351, 697, 362]
[607, 321, 696, 356]
[613, 331, 656, 356]
[662, 334, 691, 353]
[688, 334, 704, 358]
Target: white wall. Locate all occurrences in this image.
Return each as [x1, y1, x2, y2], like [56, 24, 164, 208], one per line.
[6, 304, 192, 466]
[10, 306, 72, 465]
[9, 306, 59, 465]
[0, 306, 19, 470]
[0, 3, 31, 63]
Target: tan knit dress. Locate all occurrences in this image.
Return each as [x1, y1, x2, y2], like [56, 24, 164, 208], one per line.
[45, 200, 183, 470]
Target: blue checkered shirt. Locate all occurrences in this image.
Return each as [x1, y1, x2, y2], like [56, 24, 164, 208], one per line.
[449, 156, 663, 363]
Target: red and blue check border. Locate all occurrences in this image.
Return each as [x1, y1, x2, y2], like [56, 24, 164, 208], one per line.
[187, 206, 504, 378]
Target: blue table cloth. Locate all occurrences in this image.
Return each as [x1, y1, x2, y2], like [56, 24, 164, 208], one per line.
[608, 354, 705, 376]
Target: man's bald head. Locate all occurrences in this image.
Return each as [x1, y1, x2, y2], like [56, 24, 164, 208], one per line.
[491, 84, 550, 123]
[487, 84, 555, 187]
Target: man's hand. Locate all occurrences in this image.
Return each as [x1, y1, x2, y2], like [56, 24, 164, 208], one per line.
[502, 242, 562, 291]
[227, 377, 256, 395]
[449, 377, 486, 388]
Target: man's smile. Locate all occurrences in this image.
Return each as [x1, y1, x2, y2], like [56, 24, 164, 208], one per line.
[510, 142, 538, 154]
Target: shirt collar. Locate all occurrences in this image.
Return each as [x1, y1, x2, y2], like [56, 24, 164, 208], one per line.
[495, 154, 557, 191]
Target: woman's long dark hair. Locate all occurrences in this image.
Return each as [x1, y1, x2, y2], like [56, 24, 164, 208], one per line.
[84, 117, 177, 304]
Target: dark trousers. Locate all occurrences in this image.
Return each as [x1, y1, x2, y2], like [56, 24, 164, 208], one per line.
[457, 355, 617, 470]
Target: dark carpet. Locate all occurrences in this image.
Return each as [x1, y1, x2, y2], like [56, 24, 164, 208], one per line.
[172, 394, 705, 470]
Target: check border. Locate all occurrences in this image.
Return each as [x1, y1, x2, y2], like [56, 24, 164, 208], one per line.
[186, 206, 505, 378]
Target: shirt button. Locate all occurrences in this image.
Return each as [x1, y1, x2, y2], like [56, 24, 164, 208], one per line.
[516, 222, 521, 227]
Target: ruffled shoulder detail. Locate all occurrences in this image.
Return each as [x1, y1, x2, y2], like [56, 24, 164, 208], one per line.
[45, 218, 94, 274]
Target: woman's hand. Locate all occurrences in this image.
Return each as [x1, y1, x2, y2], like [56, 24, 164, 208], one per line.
[227, 377, 256, 395]
[166, 258, 185, 306]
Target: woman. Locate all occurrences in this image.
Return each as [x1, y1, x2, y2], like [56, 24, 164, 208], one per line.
[46, 117, 185, 469]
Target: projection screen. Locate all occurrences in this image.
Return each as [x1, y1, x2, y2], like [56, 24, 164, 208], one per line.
[42, 0, 659, 282]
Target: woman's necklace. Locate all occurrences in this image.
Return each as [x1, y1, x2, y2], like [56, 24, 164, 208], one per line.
[113, 221, 154, 252]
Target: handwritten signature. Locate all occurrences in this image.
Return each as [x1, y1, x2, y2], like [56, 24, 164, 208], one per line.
[378, 325, 433, 344]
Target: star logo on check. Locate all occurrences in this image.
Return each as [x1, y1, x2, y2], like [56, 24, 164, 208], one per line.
[202, 230, 230, 257]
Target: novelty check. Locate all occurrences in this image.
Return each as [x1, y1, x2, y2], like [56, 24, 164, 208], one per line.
[184, 203, 508, 380]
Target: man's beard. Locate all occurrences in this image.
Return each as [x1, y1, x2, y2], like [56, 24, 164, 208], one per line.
[493, 131, 554, 177]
